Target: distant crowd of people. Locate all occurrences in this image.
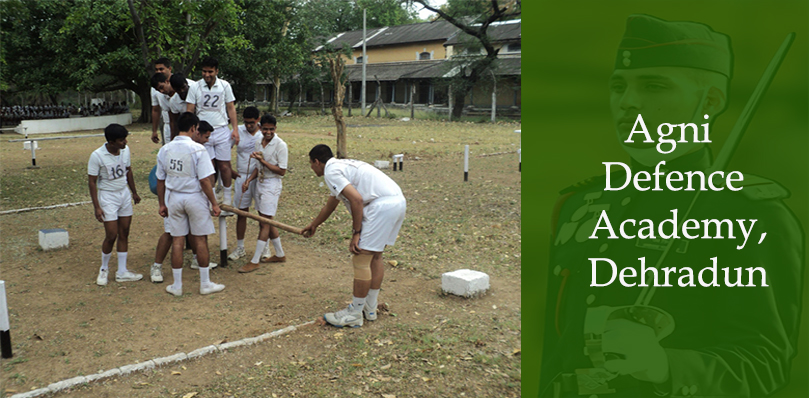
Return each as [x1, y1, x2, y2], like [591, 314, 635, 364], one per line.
[0, 102, 130, 127]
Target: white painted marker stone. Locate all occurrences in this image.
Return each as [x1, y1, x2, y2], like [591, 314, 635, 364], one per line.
[38, 228, 69, 251]
[374, 160, 390, 169]
[442, 269, 490, 297]
[187, 345, 217, 359]
[153, 352, 187, 366]
[48, 375, 88, 393]
[9, 387, 50, 398]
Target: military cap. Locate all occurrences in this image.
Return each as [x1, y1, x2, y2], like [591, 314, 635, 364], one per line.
[615, 14, 733, 78]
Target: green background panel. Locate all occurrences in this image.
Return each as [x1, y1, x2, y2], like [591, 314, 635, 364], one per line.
[525, 1, 808, 396]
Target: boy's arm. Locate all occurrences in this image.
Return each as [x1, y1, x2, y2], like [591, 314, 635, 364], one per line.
[126, 166, 141, 204]
[199, 177, 220, 217]
[88, 175, 104, 222]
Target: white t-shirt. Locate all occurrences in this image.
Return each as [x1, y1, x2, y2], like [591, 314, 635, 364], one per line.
[156, 136, 215, 193]
[324, 158, 403, 210]
[88, 144, 131, 191]
[186, 77, 235, 128]
[258, 135, 288, 180]
[235, 125, 262, 175]
[151, 87, 170, 124]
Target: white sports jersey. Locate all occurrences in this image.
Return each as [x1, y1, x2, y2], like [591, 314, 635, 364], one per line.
[156, 136, 215, 193]
[168, 78, 196, 114]
[258, 135, 288, 180]
[186, 77, 235, 128]
[324, 158, 403, 208]
[151, 87, 170, 123]
[235, 125, 262, 175]
[88, 144, 131, 191]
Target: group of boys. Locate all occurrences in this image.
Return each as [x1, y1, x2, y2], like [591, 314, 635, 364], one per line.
[87, 56, 407, 327]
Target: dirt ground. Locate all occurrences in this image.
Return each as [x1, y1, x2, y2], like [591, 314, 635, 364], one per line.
[0, 117, 521, 397]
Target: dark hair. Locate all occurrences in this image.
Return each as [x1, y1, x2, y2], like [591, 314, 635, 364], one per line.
[104, 124, 128, 142]
[154, 57, 171, 68]
[169, 73, 187, 92]
[201, 56, 219, 69]
[150, 72, 168, 89]
[260, 114, 277, 126]
[178, 112, 199, 133]
[198, 120, 214, 134]
[243, 106, 260, 119]
[308, 144, 333, 164]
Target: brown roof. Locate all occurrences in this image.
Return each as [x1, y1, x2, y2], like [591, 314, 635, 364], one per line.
[444, 20, 521, 46]
[344, 57, 521, 81]
[318, 20, 459, 52]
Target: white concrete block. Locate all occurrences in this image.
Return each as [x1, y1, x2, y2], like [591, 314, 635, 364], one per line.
[38, 228, 69, 251]
[94, 367, 122, 380]
[217, 340, 247, 351]
[9, 387, 50, 398]
[241, 337, 261, 346]
[118, 360, 154, 375]
[153, 352, 187, 366]
[374, 160, 390, 169]
[187, 345, 217, 359]
[47, 375, 87, 392]
[23, 141, 39, 150]
[442, 269, 490, 297]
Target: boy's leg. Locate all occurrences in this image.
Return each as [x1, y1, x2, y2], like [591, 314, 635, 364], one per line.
[194, 234, 225, 294]
[97, 220, 118, 286]
[364, 252, 384, 321]
[166, 236, 185, 296]
[114, 216, 141, 281]
[239, 221, 269, 273]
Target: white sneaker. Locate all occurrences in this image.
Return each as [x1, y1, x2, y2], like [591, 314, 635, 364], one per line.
[96, 269, 109, 286]
[190, 259, 219, 269]
[200, 282, 225, 295]
[150, 264, 163, 283]
[324, 304, 363, 328]
[115, 271, 143, 282]
[364, 303, 378, 321]
[166, 284, 182, 297]
[261, 244, 272, 262]
[228, 247, 247, 260]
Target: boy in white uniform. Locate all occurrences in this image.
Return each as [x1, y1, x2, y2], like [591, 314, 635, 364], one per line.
[150, 57, 172, 145]
[302, 145, 406, 327]
[88, 124, 143, 285]
[238, 114, 288, 273]
[156, 112, 225, 296]
[228, 106, 263, 261]
[186, 56, 239, 208]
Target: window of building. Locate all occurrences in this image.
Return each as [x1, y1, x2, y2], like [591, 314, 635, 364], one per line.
[355, 56, 364, 64]
[419, 51, 431, 60]
[506, 42, 521, 53]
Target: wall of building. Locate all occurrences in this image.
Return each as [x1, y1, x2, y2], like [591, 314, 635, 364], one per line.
[347, 42, 447, 64]
[465, 77, 521, 107]
[19, 113, 133, 135]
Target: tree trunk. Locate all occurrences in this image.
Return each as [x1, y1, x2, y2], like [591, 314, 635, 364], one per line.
[273, 79, 281, 114]
[138, 85, 152, 123]
[328, 57, 348, 159]
[319, 81, 325, 115]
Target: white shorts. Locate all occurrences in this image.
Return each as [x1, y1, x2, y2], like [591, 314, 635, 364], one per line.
[234, 175, 258, 210]
[204, 125, 232, 161]
[166, 191, 215, 237]
[256, 178, 282, 216]
[358, 195, 406, 252]
[98, 189, 133, 222]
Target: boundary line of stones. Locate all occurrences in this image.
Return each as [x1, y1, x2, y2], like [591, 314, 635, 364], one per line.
[10, 320, 315, 398]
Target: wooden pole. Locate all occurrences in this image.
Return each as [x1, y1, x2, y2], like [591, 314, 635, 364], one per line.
[219, 204, 305, 235]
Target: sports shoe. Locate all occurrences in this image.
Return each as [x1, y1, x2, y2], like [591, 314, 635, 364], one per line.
[324, 304, 363, 328]
[190, 259, 219, 269]
[150, 264, 163, 283]
[96, 269, 109, 286]
[261, 244, 272, 261]
[228, 247, 247, 260]
[260, 255, 286, 263]
[200, 282, 225, 295]
[166, 284, 182, 297]
[238, 262, 260, 273]
[115, 271, 143, 282]
[364, 303, 378, 321]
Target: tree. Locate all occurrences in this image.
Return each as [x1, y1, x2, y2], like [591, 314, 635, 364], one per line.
[297, 0, 420, 37]
[411, 0, 520, 118]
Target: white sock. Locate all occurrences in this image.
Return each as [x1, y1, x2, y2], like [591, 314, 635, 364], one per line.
[172, 268, 182, 289]
[116, 252, 128, 274]
[153, 262, 162, 268]
[352, 296, 365, 311]
[199, 267, 210, 285]
[366, 289, 380, 310]
[271, 237, 284, 257]
[101, 251, 112, 271]
[223, 184, 232, 204]
[252, 240, 268, 263]
[237, 239, 245, 249]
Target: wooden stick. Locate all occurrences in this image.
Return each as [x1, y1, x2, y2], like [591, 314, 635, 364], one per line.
[219, 203, 304, 235]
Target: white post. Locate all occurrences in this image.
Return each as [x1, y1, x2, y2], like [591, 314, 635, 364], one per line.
[463, 145, 469, 182]
[491, 70, 497, 123]
[0, 280, 12, 358]
[219, 217, 227, 267]
[361, 9, 367, 115]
